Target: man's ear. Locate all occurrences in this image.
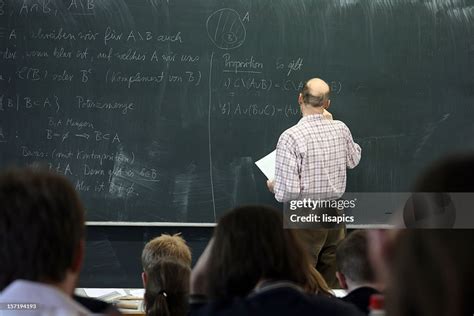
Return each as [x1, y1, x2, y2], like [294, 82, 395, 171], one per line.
[71, 239, 85, 274]
[324, 99, 331, 110]
[298, 93, 303, 105]
[336, 271, 348, 290]
[142, 271, 147, 287]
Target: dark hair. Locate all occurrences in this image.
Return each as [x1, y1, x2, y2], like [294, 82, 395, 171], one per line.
[336, 230, 375, 284]
[404, 153, 474, 228]
[144, 258, 190, 316]
[301, 82, 330, 107]
[0, 168, 85, 290]
[389, 230, 474, 316]
[389, 154, 474, 315]
[207, 205, 329, 299]
[412, 153, 474, 192]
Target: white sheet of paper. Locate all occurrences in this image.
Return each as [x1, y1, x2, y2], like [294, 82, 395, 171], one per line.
[78, 288, 145, 299]
[129, 289, 145, 296]
[82, 288, 127, 299]
[255, 150, 276, 180]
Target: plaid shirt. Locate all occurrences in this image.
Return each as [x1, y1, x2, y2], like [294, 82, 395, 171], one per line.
[274, 114, 361, 202]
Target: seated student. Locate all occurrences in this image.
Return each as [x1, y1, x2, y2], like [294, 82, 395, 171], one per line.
[141, 233, 192, 273]
[189, 205, 363, 316]
[0, 168, 91, 315]
[143, 258, 190, 316]
[140, 234, 192, 316]
[389, 230, 474, 316]
[368, 154, 474, 316]
[336, 230, 382, 314]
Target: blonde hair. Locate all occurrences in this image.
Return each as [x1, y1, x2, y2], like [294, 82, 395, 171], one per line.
[142, 233, 192, 272]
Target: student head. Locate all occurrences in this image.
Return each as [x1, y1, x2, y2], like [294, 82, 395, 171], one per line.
[298, 78, 331, 116]
[336, 230, 378, 291]
[144, 257, 190, 316]
[206, 205, 332, 299]
[141, 233, 192, 286]
[368, 153, 474, 315]
[412, 152, 474, 192]
[402, 153, 474, 228]
[388, 230, 474, 316]
[370, 153, 474, 282]
[0, 168, 85, 294]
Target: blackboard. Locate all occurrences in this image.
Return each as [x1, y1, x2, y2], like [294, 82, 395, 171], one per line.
[1, 0, 473, 223]
[80, 225, 214, 287]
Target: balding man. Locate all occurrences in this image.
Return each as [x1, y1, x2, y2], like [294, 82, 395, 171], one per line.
[267, 78, 361, 287]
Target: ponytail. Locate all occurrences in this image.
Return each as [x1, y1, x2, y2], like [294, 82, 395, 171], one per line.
[144, 258, 190, 316]
[146, 290, 170, 316]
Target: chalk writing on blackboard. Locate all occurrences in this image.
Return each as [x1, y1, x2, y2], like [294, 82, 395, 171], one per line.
[206, 8, 246, 50]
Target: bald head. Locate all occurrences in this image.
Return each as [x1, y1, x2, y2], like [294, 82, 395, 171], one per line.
[300, 78, 331, 107]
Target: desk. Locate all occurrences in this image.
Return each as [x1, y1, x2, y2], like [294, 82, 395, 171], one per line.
[75, 288, 347, 315]
[75, 288, 144, 315]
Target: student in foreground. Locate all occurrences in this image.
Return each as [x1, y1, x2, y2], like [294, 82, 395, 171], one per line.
[368, 153, 474, 316]
[189, 205, 363, 316]
[0, 168, 91, 315]
[141, 234, 192, 316]
[143, 257, 190, 316]
[141, 233, 192, 281]
[336, 230, 382, 314]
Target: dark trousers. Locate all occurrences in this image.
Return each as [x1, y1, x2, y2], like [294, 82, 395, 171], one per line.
[295, 227, 346, 288]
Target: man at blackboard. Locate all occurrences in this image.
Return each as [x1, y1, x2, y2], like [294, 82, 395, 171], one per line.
[267, 78, 361, 287]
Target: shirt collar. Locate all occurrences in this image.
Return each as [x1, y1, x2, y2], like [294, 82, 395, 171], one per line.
[0, 280, 90, 315]
[298, 113, 325, 124]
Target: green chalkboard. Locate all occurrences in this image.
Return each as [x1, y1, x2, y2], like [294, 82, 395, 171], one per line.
[0, 0, 473, 222]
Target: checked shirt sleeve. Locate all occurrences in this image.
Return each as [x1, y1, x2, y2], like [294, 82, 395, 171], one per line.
[274, 132, 301, 202]
[344, 125, 362, 169]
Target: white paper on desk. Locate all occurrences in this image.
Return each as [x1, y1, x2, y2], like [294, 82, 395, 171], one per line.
[129, 289, 145, 297]
[255, 150, 276, 180]
[83, 288, 127, 300]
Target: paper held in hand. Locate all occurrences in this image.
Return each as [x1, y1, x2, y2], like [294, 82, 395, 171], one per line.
[255, 150, 276, 180]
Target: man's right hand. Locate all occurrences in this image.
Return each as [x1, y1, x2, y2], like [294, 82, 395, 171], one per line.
[266, 179, 275, 193]
[323, 109, 333, 120]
